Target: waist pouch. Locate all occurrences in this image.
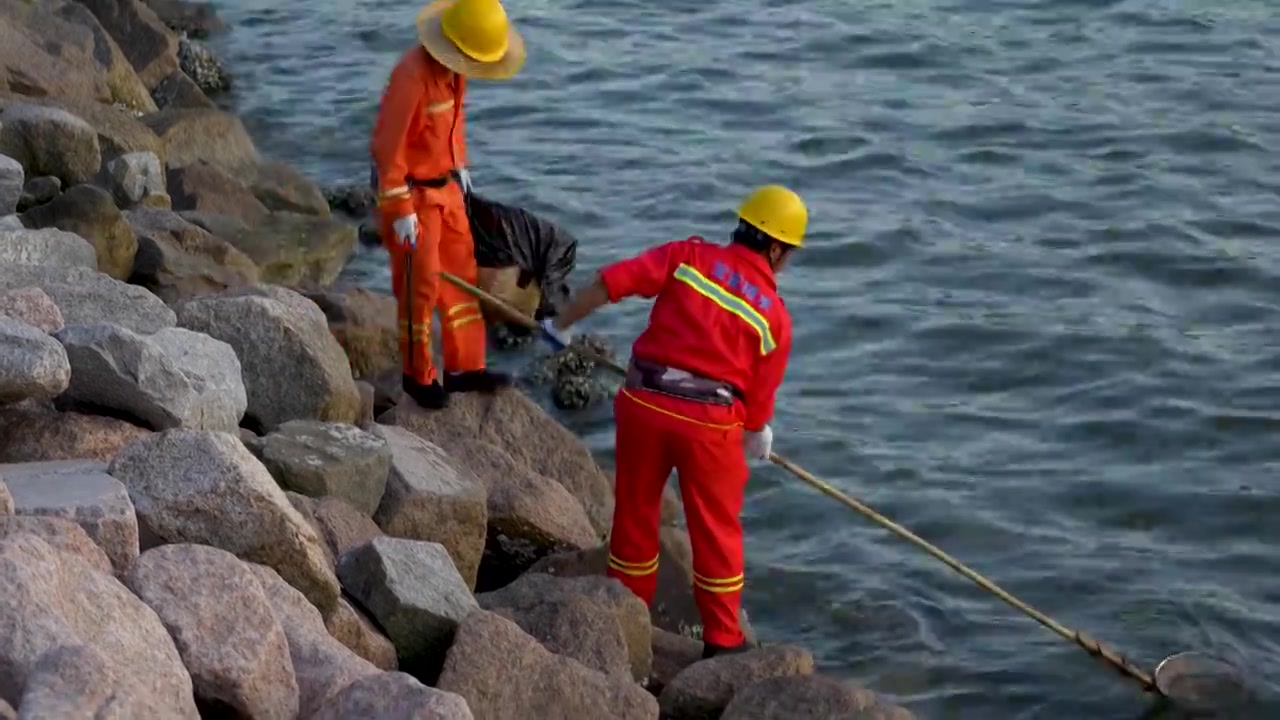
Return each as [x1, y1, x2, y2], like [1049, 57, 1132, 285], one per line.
[625, 357, 741, 407]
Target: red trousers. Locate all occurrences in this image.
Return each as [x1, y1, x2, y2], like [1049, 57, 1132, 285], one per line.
[381, 182, 486, 385]
[607, 389, 749, 647]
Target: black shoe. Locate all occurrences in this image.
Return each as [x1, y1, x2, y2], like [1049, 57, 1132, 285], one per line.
[443, 369, 512, 394]
[402, 375, 449, 410]
[701, 640, 753, 660]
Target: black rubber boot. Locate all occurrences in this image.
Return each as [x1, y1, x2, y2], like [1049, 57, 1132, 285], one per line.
[444, 369, 512, 394]
[701, 640, 754, 660]
[402, 375, 449, 410]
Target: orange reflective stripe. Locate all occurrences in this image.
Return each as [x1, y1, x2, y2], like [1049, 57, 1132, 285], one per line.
[447, 314, 482, 330]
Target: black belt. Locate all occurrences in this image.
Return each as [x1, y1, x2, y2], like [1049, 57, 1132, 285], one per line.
[625, 357, 745, 407]
[407, 169, 461, 189]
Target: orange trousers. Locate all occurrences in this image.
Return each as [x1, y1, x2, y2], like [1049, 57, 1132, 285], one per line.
[607, 390, 750, 647]
[381, 182, 486, 385]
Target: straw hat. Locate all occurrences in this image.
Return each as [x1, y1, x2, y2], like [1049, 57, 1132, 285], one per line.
[416, 0, 525, 80]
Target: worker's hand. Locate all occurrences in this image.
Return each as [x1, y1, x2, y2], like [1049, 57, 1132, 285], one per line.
[744, 425, 773, 462]
[456, 167, 473, 196]
[392, 214, 419, 249]
[538, 317, 572, 352]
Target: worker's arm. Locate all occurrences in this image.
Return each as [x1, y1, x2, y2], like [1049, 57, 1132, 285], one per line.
[744, 311, 793, 432]
[371, 61, 424, 221]
[550, 275, 609, 332]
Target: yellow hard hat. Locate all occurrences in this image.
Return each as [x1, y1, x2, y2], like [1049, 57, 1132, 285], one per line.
[736, 184, 808, 247]
[440, 0, 513, 63]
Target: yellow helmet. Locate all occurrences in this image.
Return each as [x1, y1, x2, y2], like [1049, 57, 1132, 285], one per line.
[736, 184, 807, 247]
[441, 0, 513, 63]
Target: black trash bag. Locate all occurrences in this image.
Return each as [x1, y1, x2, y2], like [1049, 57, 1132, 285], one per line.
[465, 192, 577, 321]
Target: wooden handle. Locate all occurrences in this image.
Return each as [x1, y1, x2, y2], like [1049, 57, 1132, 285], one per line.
[437, 269, 1160, 695]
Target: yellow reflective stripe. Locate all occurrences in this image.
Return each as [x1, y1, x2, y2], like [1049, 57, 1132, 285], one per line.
[398, 320, 431, 340]
[447, 302, 480, 317]
[694, 571, 744, 586]
[672, 264, 776, 355]
[379, 185, 410, 200]
[608, 554, 658, 577]
[447, 314, 482, 330]
[693, 572, 745, 594]
[695, 579, 744, 594]
[426, 99, 455, 114]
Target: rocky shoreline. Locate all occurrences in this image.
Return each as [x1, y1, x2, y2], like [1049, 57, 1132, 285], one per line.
[0, 1, 917, 718]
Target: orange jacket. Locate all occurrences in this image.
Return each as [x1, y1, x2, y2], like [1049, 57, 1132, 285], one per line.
[600, 237, 793, 434]
[370, 47, 469, 219]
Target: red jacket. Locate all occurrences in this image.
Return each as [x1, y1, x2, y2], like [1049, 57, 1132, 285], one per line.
[599, 236, 792, 435]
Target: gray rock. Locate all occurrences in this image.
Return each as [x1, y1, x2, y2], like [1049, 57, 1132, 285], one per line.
[55, 324, 246, 432]
[370, 426, 488, 590]
[19, 175, 61, 211]
[659, 646, 816, 719]
[0, 228, 97, 270]
[108, 429, 340, 614]
[16, 644, 161, 720]
[178, 36, 231, 93]
[0, 216, 20, 230]
[336, 537, 479, 674]
[0, 515, 113, 575]
[0, 479, 10, 515]
[103, 151, 164, 207]
[126, 544, 299, 720]
[175, 285, 361, 431]
[0, 317, 70, 404]
[721, 674, 918, 720]
[0, 265, 175, 333]
[308, 672, 475, 720]
[151, 69, 216, 110]
[0, 104, 102, 186]
[0, 459, 139, 577]
[256, 420, 390, 515]
[19, 183, 138, 280]
[0, 696, 10, 719]
[0, 287, 64, 333]
[0, 154, 20, 215]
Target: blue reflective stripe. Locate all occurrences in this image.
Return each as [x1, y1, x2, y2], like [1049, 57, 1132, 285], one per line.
[673, 263, 777, 355]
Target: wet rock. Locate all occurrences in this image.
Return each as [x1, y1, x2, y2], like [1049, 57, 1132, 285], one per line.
[102, 150, 164, 207]
[126, 544, 299, 720]
[0, 103, 101, 186]
[17, 175, 60, 212]
[55, 323, 246, 432]
[247, 563, 381, 717]
[392, 389, 614, 535]
[205, 211, 358, 287]
[20, 184, 138, 280]
[0, 515, 113, 574]
[370, 425, 487, 588]
[529, 526, 758, 643]
[721, 674, 917, 720]
[125, 205, 259, 303]
[0, 404, 150, 463]
[152, 68, 216, 109]
[0, 317, 70, 405]
[144, 0, 226, 38]
[437, 610, 659, 719]
[140, 108, 260, 173]
[0, 227, 97, 270]
[167, 160, 269, 225]
[301, 285, 399, 380]
[0, 458, 139, 575]
[248, 161, 331, 217]
[175, 284, 361, 431]
[659, 645, 815, 719]
[108, 428, 341, 613]
[257, 420, 390, 515]
[0, 532, 199, 717]
[287, 493, 384, 569]
[178, 35, 230, 93]
[0, 155, 20, 214]
[324, 596, 398, 671]
[0, 287, 63, 333]
[478, 572, 652, 682]
[76, 0, 181, 90]
[650, 628, 704, 696]
[310, 671, 475, 720]
[324, 185, 376, 218]
[0, 265, 176, 333]
[336, 537, 479, 679]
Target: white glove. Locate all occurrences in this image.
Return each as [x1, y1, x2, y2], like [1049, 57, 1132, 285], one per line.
[539, 317, 572, 352]
[744, 425, 773, 462]
[392, 214, 419, 249]
[456, 167, 473, 195]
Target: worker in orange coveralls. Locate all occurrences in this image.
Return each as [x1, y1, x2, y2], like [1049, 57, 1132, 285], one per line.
[537, 185, 807, 658]
[370, 0, 525, 409]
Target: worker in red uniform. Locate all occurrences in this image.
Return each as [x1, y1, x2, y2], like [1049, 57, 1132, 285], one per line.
[370, 0, 525, 409]
[538, 185, 806, 657]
